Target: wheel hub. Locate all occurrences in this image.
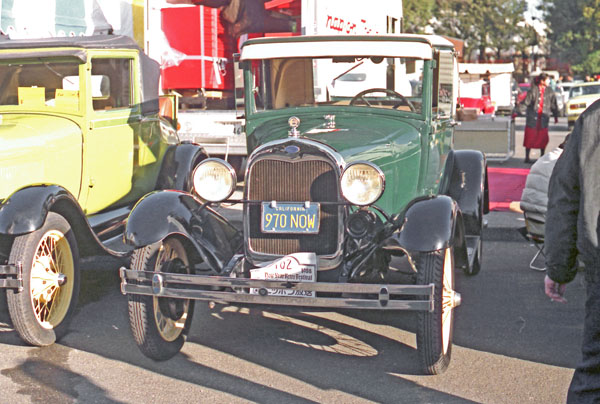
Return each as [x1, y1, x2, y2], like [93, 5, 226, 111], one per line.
[31, 256, 66, 303]
[158, 258, 188, 321]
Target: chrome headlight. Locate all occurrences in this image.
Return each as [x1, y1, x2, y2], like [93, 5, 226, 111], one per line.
[340, 162, 385, 206]
[192, 158, 236, 202]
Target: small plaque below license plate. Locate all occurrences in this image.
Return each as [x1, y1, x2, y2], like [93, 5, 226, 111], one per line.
[261, 202, 320, 234]
[250, 253, 317, 297]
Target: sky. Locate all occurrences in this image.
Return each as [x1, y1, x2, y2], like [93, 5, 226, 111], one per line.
[525, 0, 546, 34]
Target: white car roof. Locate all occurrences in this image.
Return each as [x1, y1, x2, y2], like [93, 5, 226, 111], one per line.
[240, 34, 454, 61]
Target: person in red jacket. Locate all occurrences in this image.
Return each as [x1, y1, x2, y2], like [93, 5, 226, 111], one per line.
[522, 73, 560, 163]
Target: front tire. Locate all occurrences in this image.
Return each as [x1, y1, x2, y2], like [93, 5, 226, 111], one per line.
[416, 248, 457, 375]
[128, 237, 195, 361]
[6, 212, 80, 346]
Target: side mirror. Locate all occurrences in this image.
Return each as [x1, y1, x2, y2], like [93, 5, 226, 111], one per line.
[159, 94, 178, 127]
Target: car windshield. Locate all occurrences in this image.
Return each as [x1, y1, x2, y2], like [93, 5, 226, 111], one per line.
[569, 84, 600, 98]
[250, 56, 425, 114]
[0, 59, 81, 109]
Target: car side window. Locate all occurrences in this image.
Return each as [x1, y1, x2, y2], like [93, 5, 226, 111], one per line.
[434, 50, 455, 117]
[90, 58, 133, 111]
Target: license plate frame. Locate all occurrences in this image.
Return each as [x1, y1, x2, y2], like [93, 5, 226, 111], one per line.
[261, 202, 320, 234]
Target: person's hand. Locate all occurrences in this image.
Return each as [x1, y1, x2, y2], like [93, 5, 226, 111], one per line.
[545, 275, 567, 303]
[554, 116, 559, 124]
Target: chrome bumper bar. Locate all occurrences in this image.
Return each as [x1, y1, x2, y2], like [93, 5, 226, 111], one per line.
[0, 263, 23, 291]
[119, 268, 435, 311]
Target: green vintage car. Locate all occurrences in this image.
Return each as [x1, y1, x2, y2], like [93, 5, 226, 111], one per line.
[119, 34, 488, 375]
[0, 35, 207, 346]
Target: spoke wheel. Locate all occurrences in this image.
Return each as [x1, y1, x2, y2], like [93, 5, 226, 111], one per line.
[128, 237, 195, 360]
[416, 247, 458, 375]
[7, 212, 80, 346]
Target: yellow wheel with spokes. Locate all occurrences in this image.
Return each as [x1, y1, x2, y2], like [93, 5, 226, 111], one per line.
[7, 212, 80, 346]
[416, 247, 459, 375]
[128, 237, 195, 361]
[30, 229, 75, 329]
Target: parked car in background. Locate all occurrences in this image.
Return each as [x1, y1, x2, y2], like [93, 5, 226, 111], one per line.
[0, 35, 208, 347]
[119, 34, 488, 375]
[565, 82, 600, 129]
[557, 81, 583, 115]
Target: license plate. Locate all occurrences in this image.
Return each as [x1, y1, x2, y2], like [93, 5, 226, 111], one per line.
[261, 202, 320, 234]
[250, 253, 317, 297]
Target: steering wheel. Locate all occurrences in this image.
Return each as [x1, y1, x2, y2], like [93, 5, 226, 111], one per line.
[349, 88, 416, 112]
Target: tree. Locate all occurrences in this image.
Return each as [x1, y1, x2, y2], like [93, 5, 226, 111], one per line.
[543, 0, 600, 75]
[402, 0, 436, 33]
[429, 0, 529, 62]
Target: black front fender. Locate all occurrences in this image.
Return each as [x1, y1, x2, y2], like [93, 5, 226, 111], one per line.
[155, 143, 208, 192]
[124, 190, 243, 272]
[0, 185, 80, 235]
[392, 195, 464, 252]
[440, 149, 488, 235]
[0, 185, 124, 257]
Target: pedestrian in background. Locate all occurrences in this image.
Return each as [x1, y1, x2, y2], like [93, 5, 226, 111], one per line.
[522, 73, 560, 164]
[544, 98, 600, 402]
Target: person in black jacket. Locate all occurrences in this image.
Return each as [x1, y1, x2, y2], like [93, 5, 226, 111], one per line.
[545, 97, 600, 402]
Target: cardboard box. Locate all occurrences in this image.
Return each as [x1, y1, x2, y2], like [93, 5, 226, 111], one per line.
[457, 108, 479, 121]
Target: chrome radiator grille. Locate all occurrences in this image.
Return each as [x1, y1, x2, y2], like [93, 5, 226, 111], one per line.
[247, 159, 339, 256]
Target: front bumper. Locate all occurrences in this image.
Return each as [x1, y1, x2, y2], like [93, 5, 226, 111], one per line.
[119, 267, 435, 311]
[0, 263, 23, 291]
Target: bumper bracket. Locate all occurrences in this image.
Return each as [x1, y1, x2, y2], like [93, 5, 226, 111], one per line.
[0, 262, 23, 291]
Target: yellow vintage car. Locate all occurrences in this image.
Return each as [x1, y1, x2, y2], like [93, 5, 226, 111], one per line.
[0, 35, 208, 347]
[565, 82, 600, 129]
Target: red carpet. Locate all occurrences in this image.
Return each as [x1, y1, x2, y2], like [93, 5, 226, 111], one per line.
[487, 167, 530, 211]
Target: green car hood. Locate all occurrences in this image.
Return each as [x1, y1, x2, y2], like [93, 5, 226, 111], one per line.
[0, 113, 83, 201]
[248, 112, 422, 159]
[247, 111, 425, 213]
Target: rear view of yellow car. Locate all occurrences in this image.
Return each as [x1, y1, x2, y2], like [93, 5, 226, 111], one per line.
[566, 82, 600, 129]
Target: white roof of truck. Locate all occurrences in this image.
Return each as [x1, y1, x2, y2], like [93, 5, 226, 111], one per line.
[240, 34, 454, 61]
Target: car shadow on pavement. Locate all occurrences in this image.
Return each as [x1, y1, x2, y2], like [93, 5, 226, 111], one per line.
[47, 288, 478, 404]
[1, 343, 125, 404]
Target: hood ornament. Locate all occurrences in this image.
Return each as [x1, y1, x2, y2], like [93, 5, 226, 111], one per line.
[324, 114, 336, 129]
[288, 116, 300, 137]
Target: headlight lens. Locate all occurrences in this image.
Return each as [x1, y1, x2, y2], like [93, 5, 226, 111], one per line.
[192, 159, 236, 202]
[340, 162, 385, 206]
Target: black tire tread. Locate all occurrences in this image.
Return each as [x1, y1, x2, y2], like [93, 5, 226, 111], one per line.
[127, 242, 186, 361]
[416, 249, 453, 375]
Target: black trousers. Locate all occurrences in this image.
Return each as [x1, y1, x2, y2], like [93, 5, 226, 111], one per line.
[568, 275, 600, 403]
